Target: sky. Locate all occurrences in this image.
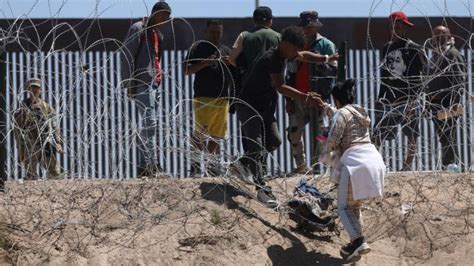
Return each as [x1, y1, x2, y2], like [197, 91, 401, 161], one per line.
[0, 0, 472, 19]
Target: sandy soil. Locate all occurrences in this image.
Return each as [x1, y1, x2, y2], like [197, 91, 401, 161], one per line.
[0, 172, 472, 265]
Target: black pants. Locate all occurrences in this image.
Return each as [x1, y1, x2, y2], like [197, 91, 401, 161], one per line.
[236, 104, 282, 186]
[433, 117, 458, 167]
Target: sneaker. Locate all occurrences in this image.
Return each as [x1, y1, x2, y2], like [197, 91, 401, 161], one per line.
[256, 187, 279, 209]
[340, 237, 371, 263]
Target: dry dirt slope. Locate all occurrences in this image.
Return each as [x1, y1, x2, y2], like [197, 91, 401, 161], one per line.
[0, 173, 472, 265]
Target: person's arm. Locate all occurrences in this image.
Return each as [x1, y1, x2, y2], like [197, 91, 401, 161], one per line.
[228, 32, 244, 66]
[183, 44, 215, 75]
[120, 23, 141, 89]
[296, 51, 338, 64]
[448, 50, 467, 104]
[48, 105, 63, 154]
[271, 72, 323, 108]
[451, 51, 467, 88]
[313, 40, 339, 73]
[184, 56, 215, 75]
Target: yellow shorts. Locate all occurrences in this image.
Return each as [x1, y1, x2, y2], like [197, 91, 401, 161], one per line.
[193, 97, 229, 138]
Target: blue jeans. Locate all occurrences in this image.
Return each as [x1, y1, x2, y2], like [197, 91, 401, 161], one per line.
[134, 85, 161, 173]
[337, 166, 364, 242]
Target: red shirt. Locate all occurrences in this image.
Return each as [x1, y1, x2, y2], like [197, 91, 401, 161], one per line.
[294, 45, 311, 93]
[295, 62, 310, 93]
[140, 28, 162, 85]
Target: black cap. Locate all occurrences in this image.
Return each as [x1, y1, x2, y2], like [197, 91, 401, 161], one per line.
[299, 11, 323, 27]
[152, 1, 172, 15]
[253, 6, 273, 22]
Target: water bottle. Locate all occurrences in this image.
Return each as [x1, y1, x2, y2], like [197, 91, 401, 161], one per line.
[447, 164, 461, 173]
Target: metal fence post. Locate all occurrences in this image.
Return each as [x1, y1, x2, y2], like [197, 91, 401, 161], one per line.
[0, 49, 7, 189]
[338, 41, 347, 81]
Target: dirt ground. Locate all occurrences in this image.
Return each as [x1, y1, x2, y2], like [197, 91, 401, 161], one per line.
[0, 172, 472, 265]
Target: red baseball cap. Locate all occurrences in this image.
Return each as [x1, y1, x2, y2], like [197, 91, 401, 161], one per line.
[389, 11, 414, 27]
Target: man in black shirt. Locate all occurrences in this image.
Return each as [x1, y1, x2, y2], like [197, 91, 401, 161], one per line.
[426, 25, 467, 169]
[184, 19, 232, 176]
[374, 11, 425, 171]
[233, 26, 337, 208]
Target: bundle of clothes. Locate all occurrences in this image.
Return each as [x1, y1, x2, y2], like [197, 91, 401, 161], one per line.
[287, 178, 337, 232]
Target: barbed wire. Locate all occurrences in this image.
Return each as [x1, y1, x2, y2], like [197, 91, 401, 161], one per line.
[0, 0, 472, 264]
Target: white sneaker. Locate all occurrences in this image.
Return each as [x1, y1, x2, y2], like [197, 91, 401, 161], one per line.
[256, 187, 279, 209]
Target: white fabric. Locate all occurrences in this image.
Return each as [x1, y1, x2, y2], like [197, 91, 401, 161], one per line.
[340, 143, 386, 200]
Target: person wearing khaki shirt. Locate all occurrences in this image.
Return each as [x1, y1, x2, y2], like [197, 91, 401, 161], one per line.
[13, 78, 63, 180]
